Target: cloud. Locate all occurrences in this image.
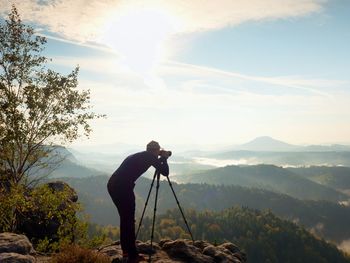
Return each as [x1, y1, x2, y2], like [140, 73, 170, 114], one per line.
[36, 33, 115, 53]
[50, 54, 347, 98]
[162, 61, 345, 97]
[1, 0, 326, 43]
[50, 55, 350, 115]
[46, 52, 350, 146]
[161, 0, 326, 33]
[0, 0, 117, 42]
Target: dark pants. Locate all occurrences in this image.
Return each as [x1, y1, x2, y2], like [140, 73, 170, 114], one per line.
[107, 176, 137, 257]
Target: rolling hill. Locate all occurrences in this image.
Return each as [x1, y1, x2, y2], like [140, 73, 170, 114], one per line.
[175, 164, 349, 202]
[288, 166, 350, 192]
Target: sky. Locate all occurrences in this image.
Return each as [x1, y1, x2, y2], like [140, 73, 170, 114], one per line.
[1, 0, 350, 151]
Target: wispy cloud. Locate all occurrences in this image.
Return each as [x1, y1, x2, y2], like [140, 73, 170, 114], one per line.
[50, 54, 347, 99]
[36, 32, 115, 54]
[163, 61, 345, 97]
[50, 55, 349, 113]
[1, 0, 326, 43]
[46, 45, 350, 146]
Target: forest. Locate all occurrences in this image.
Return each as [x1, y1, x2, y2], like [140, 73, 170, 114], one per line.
[89, 206, 350, 263]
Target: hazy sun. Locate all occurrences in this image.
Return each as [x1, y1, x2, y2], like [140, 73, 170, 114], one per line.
[102, 7, 177, 78]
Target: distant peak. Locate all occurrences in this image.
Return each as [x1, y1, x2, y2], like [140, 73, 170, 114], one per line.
[250, 136, 282, 142]
[239, 136, 297, 152]
[257, 136, 273, 139]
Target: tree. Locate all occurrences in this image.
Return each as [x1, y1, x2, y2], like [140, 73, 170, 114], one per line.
[0, 5, 103, 187]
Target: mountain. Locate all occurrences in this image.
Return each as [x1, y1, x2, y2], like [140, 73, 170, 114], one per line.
[215, 136, 350, 153]
[67, 139, 350, 173]
[49, 158, 107, 178]
[175, 164, 349, 202]
[235, 136, 350, 152]
[199, 137, 350, 166]
[26, 146, 104, 180]
[236, 136, 299, 152]
[67, 148, 124, 173]
[37, 147, 109, 178]
[70, 142, 140, 155]
[68, 147, 214, 175]
[49, 148, 350, 202]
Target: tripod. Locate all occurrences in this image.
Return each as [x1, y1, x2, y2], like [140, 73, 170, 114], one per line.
[136, 169, 194, 254]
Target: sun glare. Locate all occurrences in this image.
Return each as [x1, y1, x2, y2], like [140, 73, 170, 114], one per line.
[102, 7, 177, 79]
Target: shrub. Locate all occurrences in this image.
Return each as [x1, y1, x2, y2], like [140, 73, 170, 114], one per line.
[0, 182, 84, 252]
[49, 244, 110, 263]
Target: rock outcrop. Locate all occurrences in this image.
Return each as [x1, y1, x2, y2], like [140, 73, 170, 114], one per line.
[0, 233, 247, 262]
[0, 232, 36, 263]
[98, 239, 247, 263]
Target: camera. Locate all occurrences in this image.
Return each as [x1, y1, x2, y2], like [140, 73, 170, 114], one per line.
[159, 150, 172, 158]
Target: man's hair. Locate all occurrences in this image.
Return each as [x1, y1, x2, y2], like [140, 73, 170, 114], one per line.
[146, 140, 160, 151]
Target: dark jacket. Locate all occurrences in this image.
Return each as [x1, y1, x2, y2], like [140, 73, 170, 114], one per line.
[111, 151, 169, 186]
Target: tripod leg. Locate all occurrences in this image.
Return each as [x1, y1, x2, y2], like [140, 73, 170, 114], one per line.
[166, 176, 195, 242]
[150, 171, 161, 250]
[136, 170, 157, 239]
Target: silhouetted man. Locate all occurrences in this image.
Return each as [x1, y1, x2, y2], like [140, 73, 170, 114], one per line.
[107, 141, 169, 263]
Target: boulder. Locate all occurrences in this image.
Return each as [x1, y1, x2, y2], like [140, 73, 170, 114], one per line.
[0, 233, 36, 263]
[203, 246, 235, 262]
[136, 240, 160, 254]
[0, 252, 36, 263]
[218, 243, 241, 254]
[193, 240, 212, 250]
[0, 232, 35, 254]
[162, 239, 214, 263]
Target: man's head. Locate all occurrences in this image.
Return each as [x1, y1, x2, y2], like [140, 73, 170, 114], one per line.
[146, 140, 161, 156]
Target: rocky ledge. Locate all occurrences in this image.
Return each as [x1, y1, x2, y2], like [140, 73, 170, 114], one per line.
[98, 239, 247, 263]
[0, 232, 246, 263]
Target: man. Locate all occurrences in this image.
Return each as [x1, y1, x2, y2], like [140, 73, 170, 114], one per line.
[107, 141, 169, 263]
